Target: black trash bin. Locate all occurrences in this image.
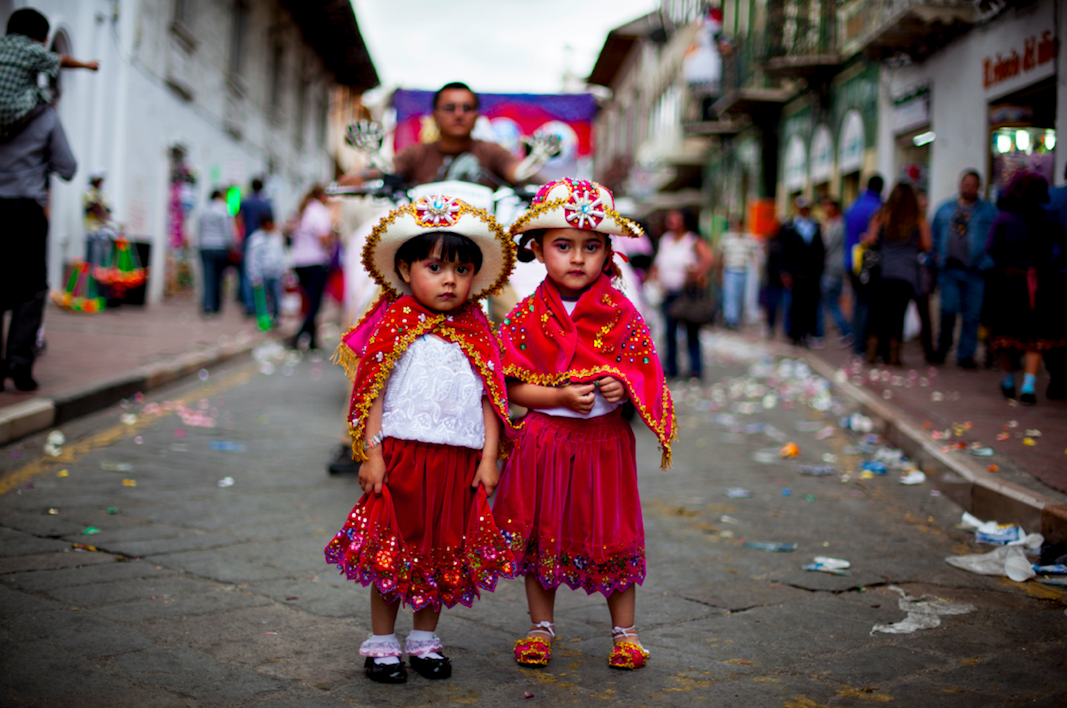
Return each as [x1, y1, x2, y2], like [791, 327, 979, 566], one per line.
[121, 241, 151, 306]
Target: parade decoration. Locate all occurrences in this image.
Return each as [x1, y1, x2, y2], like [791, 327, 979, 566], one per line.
[51, 262, 106, 313]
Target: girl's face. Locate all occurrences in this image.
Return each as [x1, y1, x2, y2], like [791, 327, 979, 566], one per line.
[531, 228, 609, 298]
[397, 242, 475, 312]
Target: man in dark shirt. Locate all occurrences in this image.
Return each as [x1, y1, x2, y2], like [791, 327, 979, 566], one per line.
[237, 177, 273, 315]
[0, 106, 77, 391]
[777, 197, 825, 347]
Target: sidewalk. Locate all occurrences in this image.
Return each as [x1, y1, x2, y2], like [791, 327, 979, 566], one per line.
[0, 299, 297, 445]
[752, 329, 1067, 542]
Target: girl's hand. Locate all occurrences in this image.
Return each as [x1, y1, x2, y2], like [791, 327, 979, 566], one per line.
[358, 452, 387, 494]
[472, 458, 501, 497]
[597, 376, 628, 404]
[560, 383, 596, 414]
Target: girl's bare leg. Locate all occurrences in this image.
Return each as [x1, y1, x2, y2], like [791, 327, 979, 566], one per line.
[526, 573, 557, 632]
[370, 586, 401, 636]
[606, 585, 637, 644]
[412, 605, 441, 632]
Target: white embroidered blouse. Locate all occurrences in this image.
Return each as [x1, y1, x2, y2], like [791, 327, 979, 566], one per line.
[381, 334, 486, 450]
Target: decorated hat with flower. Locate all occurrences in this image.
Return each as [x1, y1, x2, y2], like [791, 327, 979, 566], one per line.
[362, 195, 515, 301]
[508, 178, 643, 240]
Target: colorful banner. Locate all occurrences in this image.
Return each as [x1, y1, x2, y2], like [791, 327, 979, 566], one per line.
[390, 90, 599, 181]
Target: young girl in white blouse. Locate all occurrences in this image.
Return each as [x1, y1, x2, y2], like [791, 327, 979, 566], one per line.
[325, 196, 517, 684]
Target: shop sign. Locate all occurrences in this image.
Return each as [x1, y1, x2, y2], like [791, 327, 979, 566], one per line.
[983, 31, 1057, 92]
[809, 125, 833, 183]
[838, 110, 865, 175]
[784, 135, 807, 192]
[892, 82, 930, 135]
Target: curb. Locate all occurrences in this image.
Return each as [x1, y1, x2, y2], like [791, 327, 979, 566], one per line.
[801, 351, 1067, 545]
[0, 330, 281, 446]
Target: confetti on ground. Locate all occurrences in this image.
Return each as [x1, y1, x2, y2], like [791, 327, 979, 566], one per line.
[779, 442, 799, 458]
[218, 476, 235, 488]
[72, 543, 99, 551]
[987, 465, 999, 472]
[122, 479, 137, 487]
[81, 527, 102, 535]
[1023, 438, 1036, 446]
[56, 470, 68, 477]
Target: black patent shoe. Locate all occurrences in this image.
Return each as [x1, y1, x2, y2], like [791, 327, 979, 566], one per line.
[364, 657, 407, 684]
[1001, 383, 1016, 400]
[409, 654, 452, 680]
[1020, 391, 1037, 406]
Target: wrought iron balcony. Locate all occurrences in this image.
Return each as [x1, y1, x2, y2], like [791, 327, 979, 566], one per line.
[762, 1, 842, 79]
[712, 40, 791, 119]
[839, 0, 977, 61]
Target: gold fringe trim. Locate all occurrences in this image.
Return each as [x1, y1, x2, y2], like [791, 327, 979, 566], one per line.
[331, 340, 361, 382]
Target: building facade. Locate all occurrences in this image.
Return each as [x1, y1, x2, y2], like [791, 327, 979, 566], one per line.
[0, 0, 376, 303]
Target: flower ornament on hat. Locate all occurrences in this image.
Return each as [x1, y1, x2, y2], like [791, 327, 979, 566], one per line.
[509, 178, 643, 240]
[362, 195, 515, 302]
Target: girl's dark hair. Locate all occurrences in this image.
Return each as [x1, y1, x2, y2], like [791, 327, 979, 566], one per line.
[516, 229, 547, 263]
[395, 231, 483, 278]
[882, 182, 920, 243]
[7, 8, 49, 41]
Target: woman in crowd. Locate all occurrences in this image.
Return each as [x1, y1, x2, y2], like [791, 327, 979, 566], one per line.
[986, 172, 1066, 404]
[288, 185, 334, 351]
[649, 209, 713, 379]
[863, 183, 931, 366]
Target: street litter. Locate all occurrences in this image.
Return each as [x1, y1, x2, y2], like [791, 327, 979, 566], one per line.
[1023, 437, 1036, 446]
[209, 441, 246, 452]
[781, 488, 792, 496]
[871, 586, 974, 635]
[900, 470, 926, 485]
[47, 508, 58, 515]
[121, 413, 137, 425]
[779, 442, 799, 458]
[744, 541, 796, 552]
[840, 413, 873, 433]
[44, 430, 65, 456]
[1025, 429, 1041, 437]
[56, 470, 68, 478]
[81, 527, 102, 535]
[970, 446, 994, 456]
[861, 461, 888, 475]
[751, 449, 779, 464]
[945, 537, 1044, 582]
[719, 515, 740, 525]
[72, 543, 99, 551]
[814, 426, 835, 440]
[122, 479, 137, 487]
[798, 465, 836, 476]
[724, 488, 752, 498]
[107, 507, 118, 514]
[803, 557, 850, 575]
[101, 462, 133, 472]
[822, 453, 837, 463]
[218, 476, 235, 488]
[960, 511, 1027, 545]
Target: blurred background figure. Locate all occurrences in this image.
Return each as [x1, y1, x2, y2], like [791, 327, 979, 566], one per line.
[986, 172, 1065, 405]
[83, 170, 111, 271]
[718, 217, 759, 330]
[914, 189, 937, 363]
[245, 210, 286, 328]
[650, 209, 713, 379]
[776, 197, 824, 348]
[1042, 164, 1067, 400]
[863, 183, 931, 366]
[237, 177, 273, 317]
[929, 169, 997, 368]
[844, 175, 884, 356]
[817, 198, 851, 348]
[197, 188, 236, 316]
[288, 184, 334, 351]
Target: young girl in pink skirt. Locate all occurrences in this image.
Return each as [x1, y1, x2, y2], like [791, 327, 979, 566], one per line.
[325, 196, 516, 684]
[494, 179, 676, 670]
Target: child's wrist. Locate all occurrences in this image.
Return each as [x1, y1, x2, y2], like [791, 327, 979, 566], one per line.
[363, 430, 384, 451]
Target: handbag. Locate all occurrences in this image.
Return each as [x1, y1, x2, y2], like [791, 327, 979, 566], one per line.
[858, 227, 882, 286]
[668, 282, 715, 325]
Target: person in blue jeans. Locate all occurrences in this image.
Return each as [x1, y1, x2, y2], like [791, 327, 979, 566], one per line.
[816, 198, 851, 347]
[719, 224, 759, 330]
[843, 175, 884, 355]
[930, 170, 998, 368]
[197, 189, 236, 315]
[237, 178, 273, 315]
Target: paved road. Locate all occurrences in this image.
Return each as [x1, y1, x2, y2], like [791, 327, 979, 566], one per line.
[1, 343, 1065, 707]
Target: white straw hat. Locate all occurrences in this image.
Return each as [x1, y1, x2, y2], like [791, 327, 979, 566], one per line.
[508, 178, 643, 239]
[362, 195, 515, 301]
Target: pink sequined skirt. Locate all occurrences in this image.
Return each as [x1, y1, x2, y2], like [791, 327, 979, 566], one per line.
[324, 438, 515, 612]
[494, 409, 645, 596]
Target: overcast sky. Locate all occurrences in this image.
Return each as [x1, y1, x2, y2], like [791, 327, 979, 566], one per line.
[351, 0, 658, 95]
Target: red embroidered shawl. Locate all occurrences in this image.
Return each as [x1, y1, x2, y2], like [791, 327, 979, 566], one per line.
[338, 294, 512, 462]
[499, 274, 676, 468]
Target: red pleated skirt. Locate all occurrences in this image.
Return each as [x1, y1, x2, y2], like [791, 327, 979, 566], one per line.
[494, 409, 645, 597]
[324, 438, 515, 612]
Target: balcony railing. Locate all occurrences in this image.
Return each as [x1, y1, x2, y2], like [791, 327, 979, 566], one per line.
[763, 0, 842, 78]
[839, 0, 976, 60]
[712, 38, 792, 118]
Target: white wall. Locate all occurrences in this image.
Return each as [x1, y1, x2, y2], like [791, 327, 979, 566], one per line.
[6, 0, 336, 304]
[877, 0, 1058, 211]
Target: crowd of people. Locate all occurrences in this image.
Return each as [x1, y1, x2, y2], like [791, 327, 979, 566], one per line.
[638, 168, 1066, 407]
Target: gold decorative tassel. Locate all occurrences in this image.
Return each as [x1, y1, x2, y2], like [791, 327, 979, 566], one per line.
[331, 340, 361, 381]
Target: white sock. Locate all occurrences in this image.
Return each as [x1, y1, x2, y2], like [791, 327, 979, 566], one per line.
[369, 633, 401, 665]
[407, 629, 444, 660]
